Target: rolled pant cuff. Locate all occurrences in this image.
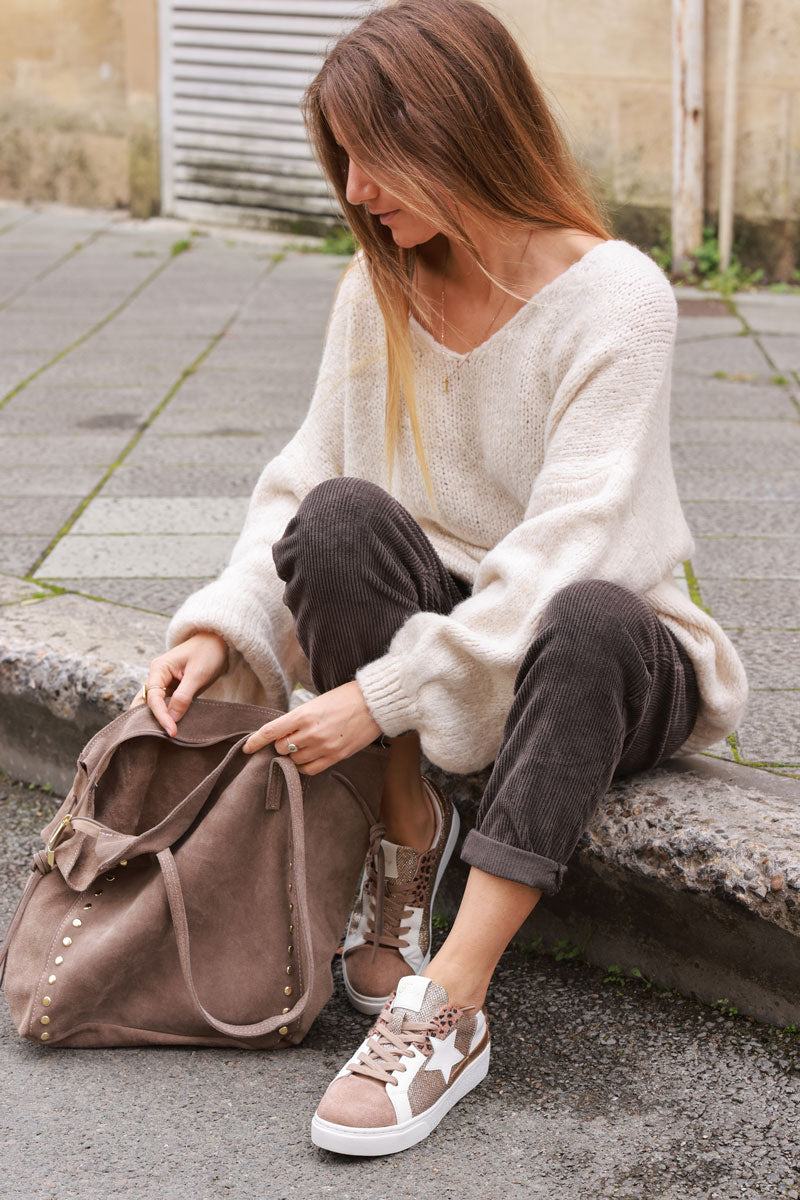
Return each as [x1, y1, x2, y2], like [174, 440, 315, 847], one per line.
[461, 828, 567, 896]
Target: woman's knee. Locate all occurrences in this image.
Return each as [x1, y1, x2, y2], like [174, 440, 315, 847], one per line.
[272, 477, 391, 589]
[292, 477, 388, 541]
[541, 579, 643, 636]
[514, 579, 652, 688]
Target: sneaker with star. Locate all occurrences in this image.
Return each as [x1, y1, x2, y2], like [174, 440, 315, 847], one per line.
[342, 777, 460, 1015]
[311, 974, 490, 1156]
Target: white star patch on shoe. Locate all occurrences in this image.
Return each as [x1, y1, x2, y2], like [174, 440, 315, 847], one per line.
[423, 1026, 464, 1085]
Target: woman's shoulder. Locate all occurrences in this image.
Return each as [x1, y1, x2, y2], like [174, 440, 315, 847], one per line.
[547, 236, 677, 345]
[329, 247, 381, 319]
[582, 238, 676, 311]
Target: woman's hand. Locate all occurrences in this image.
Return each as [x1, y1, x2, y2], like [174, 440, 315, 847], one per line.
[242, 680, 381, 774]
[130, 632, 229, 736]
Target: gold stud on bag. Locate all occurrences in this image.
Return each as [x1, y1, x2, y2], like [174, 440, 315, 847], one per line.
[0, 699, 389, 1049]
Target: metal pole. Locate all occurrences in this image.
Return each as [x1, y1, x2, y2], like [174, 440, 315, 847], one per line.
[718, 0, 743, 271]
[672, 0, 705, 274]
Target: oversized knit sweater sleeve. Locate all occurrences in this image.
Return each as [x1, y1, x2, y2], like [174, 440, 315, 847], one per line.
[356, 262, 689, 773]
[163, 257, 361, 707]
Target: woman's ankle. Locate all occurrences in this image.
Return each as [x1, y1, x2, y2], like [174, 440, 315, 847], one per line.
[422, 954, 491, 1011]
[381, 777, 435, 851]
[380, 731, 435, 851]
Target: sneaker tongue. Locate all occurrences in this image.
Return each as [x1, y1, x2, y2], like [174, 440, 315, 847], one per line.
[382, 840, 421, 883]
[388, 975, 448, 1032]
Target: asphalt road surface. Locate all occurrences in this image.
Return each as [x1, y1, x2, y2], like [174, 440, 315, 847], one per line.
[1, 777, 798, 1200]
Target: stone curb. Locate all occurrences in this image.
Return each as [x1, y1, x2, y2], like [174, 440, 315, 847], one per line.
[2, 587, 799, 1027]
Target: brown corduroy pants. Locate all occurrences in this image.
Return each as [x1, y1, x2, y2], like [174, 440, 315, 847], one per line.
[272, 477, 699, 896]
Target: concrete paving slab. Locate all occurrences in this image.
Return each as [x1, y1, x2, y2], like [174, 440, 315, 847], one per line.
[699, 579, 800, 629]
[676, 315, 744, 340]
[673, 336, 771, 377]
[153, 403, 305, 437]
[36, 533, 236, 579]
[123, 433, 289, 468]
[0, 313, 95, 354]
[0, 354, 48, 397]
[0, 395, 151, 436]
[87, 329, 212, 360]
[0, 495, 80, 537]
[102, 462, 272, 498]
[0, 536, 53, 575]
[0, 466, 107, 498]
[684, 500, 800, 537]
[672, 439, 799, 473]
[736, 691, 800, 765]
[47, 577, 205, 616]
[166, 365, 319, 411]
[692, 536, 800, 579]
[732, 292, 800, 334]
[0, 434, 126, 469]
[671, 378, 798, 421]
[727, 629, 800, 690]
[39, 354, 183, 390]
[0, 203, 37, 231]
[675, 469, 800, 501]
[672, 418, 800, 447]
[759, 335, 800, 373]
[70, 496, 249, 535]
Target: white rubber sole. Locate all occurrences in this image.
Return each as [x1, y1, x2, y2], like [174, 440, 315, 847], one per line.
[311, 1040, 490, 1156]
[342, 794, 461, 1016]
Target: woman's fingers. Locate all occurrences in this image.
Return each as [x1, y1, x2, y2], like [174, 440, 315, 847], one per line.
[140, 633, 229, 736]
[164, 671, 205, 726]
[146, 676, 179, 736]
[243, 713, 296, 754]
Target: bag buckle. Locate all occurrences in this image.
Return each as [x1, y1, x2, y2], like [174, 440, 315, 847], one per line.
[46, 815, 73, 868]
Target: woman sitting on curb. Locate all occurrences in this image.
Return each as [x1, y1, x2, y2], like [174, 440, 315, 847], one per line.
[137, 0, 747, 1158]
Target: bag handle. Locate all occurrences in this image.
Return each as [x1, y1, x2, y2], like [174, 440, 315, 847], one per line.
[156, 754, 317, 1039]
[56, 727, 280, 880]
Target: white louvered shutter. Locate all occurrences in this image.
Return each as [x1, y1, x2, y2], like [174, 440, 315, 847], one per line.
[158, 0, 380, 229]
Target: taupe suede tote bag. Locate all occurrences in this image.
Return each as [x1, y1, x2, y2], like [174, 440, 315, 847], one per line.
[0, 698, 388, 1049]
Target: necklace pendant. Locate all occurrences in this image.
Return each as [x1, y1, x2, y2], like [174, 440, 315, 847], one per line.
[444, 375, 449, 393]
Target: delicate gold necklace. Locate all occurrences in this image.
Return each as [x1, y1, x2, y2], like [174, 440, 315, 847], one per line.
[439, 229, 533, 393]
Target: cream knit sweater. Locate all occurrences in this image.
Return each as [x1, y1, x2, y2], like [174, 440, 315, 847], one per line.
[166, 239, 748, 773]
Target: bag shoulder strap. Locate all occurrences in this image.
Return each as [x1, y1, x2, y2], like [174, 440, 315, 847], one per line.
[156, 755, 316, 1039]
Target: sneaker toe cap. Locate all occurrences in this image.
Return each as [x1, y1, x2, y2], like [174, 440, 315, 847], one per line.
[316, 1074, 397, 1129]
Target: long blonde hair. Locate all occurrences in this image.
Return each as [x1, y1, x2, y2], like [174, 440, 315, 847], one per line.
[302, 0, 612, 504]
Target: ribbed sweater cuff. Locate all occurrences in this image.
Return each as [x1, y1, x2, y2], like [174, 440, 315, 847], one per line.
[355, 655, 419, 738]
[461, 829, 567, 896]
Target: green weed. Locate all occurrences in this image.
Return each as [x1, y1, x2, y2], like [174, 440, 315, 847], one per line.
[771, 374, 790, 386]
[651, 225, 766, 294]
[170, 238, 192, 257]
[712, 997, 740, 1018]
[603, 963, 653, 992]
[286, 228, 357, 256]
[552, 938, 583, 962]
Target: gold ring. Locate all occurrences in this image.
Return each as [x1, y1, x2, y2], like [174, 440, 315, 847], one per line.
[142, 682, 166, 702]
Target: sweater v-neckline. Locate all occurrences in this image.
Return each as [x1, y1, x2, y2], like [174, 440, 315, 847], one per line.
[408, 239, 615, 363]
